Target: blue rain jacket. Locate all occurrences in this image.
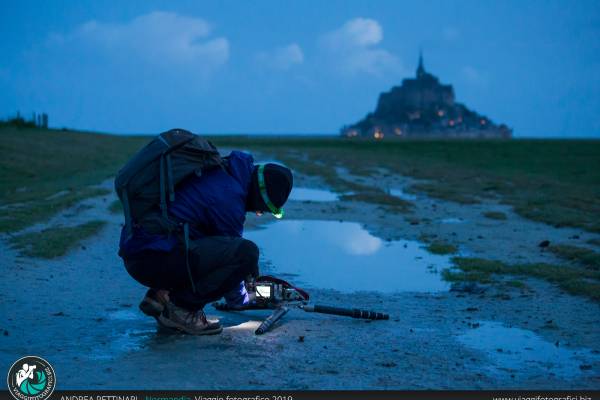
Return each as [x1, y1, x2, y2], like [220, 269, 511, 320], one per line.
[119, 151, 254, 257]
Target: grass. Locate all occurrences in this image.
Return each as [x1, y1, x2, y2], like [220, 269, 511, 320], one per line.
[549, 244, 600, 270]
[482, 211, 508, 220]
[0, 126, 147, 232]
[339, 190, 412, 212]
[109, 199, 123, 214]
[3, 129, 600, 234]
[588, 238, 600, 247]
[0, 187, 110, 232]
[426, 241, 458, 255]
[506, 280, 527, 288]
[9, 220, 107, 258]
[444, 257, 600, 301]
[210, 136, 600, 233]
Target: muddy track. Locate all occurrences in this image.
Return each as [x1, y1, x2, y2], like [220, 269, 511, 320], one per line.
[1, 166, 599, 389]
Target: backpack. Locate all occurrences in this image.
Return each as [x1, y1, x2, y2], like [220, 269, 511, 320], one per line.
[114, 128, 223, 240]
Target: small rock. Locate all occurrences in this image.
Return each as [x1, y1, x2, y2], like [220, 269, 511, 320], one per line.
[450, 282, 488, 294]
[3, 330, 8, 336]
[465, 307, 479, 312]
[538, 240, 550, 248]
[579, 364, 592, 371]
[51, 312, 66, 317]
[298, 336, 305, 343]
[81, 245, 87, 250]
[377, 362, 397, 368]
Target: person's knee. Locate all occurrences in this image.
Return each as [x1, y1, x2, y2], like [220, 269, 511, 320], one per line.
[238, 239, 259, 263]
[237, 239, 259, 274]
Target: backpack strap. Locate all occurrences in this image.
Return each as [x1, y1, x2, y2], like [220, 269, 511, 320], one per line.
[166, 153, 175, 202]
[159, 154, 168, 219]
[183, 222, 196, 293]
[122, 189, 133, 240]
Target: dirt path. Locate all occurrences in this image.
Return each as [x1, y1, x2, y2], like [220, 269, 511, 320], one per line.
[1, 167, 599, 389]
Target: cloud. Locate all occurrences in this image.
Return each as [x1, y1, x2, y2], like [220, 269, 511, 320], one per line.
[256, 43, 304, 70]
[13, 11, 230, 132]
[40, 11, 229, 79]
[320, 18, 400, 76]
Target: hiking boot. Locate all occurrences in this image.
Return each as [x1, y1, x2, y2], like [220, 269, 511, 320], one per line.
[139, 289, 170, 317]
[158, 302, 223, 335]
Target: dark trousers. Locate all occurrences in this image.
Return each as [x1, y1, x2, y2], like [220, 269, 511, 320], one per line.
[124, 236, 259, 311]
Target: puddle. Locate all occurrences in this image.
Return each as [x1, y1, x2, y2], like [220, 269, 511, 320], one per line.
[458, 321, 599, 378]
[290, 187, 339, 202]
[388, 188, 417, 201]
[246, 220, 451, 293]
[89, 328, 154, 360]
[107, 310, 142, 321]
[441, 217, 465, 224]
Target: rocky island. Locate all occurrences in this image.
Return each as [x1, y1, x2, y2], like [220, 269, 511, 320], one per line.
[341, 54, 512, 139]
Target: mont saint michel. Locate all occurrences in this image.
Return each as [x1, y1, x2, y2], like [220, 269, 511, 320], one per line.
[341, 54, 512, 139]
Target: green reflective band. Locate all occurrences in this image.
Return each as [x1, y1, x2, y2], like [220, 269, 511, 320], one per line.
[257, 164, 284, 219]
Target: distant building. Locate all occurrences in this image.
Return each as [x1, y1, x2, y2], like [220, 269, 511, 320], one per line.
[341, 53, 512, 139]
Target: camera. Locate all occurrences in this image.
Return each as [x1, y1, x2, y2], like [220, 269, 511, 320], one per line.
[248, 279, 306, 306]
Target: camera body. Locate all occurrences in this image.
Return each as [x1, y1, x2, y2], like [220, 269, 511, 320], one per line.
[249, 280, 306, 307]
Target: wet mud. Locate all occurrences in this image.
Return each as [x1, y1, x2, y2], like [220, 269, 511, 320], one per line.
[1, 167, 599, 389]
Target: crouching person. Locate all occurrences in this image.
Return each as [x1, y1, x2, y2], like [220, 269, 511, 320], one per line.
[117, 142, 293, 335]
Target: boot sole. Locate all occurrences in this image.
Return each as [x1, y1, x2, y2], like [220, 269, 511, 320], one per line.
[139, 298, 164, 317]
[157, 315, 223, 335]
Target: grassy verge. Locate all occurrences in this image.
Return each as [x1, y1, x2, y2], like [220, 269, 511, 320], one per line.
[339, 190, 412, 212]
[482, 211, 508, 220]
[109, 199, 123, 214]
[426, 241, 458, 255]
[3, 130, 600, 233]
[443, 257, 600, 301]
[0, 187, 110, 232]
[0, 126, 147, 232]
[9, 220, 107, 258]
[549, 244, 600, 270]
[210, 136, 600, 233]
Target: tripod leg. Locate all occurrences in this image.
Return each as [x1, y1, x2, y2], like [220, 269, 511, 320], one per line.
[302, 304, 389, 320]
[255, 306, 289, 335]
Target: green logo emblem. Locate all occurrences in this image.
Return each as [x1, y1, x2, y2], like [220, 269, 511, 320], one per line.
[7, 356, 56, 400]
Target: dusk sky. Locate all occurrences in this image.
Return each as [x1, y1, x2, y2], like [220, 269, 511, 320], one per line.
[2, 0, 599, 137]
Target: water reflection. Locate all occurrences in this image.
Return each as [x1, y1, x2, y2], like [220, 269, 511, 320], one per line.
[388, 188, 417, 201]
[246, 220, 450, 293]
[289, 187, 339, 202]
